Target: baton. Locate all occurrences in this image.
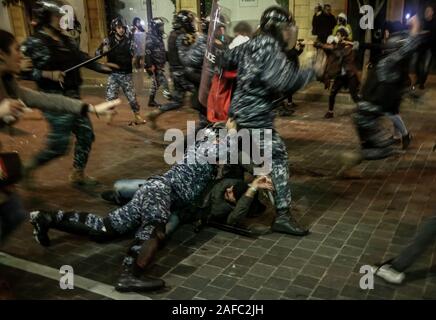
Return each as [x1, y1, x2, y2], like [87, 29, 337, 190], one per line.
[63, 42, 121, 74]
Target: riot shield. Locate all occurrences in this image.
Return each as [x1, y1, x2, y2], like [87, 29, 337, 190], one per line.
[198, 0, 231, 112]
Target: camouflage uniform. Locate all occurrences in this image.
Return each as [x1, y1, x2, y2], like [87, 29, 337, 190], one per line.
[35, 135, 225, 267]
[97, 35, 140, 114]
[145, 31, 170, 98]
[21, 31, 108, 170]
[160, 30, 196, 112]
[223, 34, 313, 215]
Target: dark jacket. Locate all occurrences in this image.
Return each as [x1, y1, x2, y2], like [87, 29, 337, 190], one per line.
[167, 30, 186, 70]
[179, 34, 207, 86]
[315, 12, 337, 43]
[321, 41, 359, 79]
[145, 31, 167, 68]
[362, 34, 424, 113]
[22, 30, 110, 94]
[97, 34, 135, 74]
[223, 34, 313, 129]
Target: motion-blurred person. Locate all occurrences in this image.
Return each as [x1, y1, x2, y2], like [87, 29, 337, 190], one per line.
[223, 6, 315, 236]
[21, 0, 119, 187]
[146, 10, 197, 124]
[1, 28, 119, 242]
[413, 4, 436, 90]
[131, 17, 146, 71]
[144, 17, 171, 107]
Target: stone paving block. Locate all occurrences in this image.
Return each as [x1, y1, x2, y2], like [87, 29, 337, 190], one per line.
[210, 275, 239, 290]
[196, 286, 228, 300]
[238, 274, 267, 289]
[248, 263, 277, 277]
[227, 285, 256, 300]
[259, 254, 286, 266]
[282, 285, 313, 300]
[167, 287, 199, 300]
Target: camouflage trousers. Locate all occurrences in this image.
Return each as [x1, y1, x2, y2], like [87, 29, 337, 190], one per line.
[34, 111, 95, 171]
[106, 73, 140, 113]
[51, 177, 175, 267]
[247, 129, 292, 216]
[160, 70, 195, 112]
[150, 66, 169, 97]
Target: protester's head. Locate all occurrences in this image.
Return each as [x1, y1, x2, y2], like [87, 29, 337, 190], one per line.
[338, 13, 347, 25]
[259, 6, 295, 46]
[315, 3, 323, 14]
[324, 4, 332, 15]
[224, 181, 249, 204]
[0, 30, 22, 75]
[336, 27, 349, 41]
[111, 17, 127, 37]
[132, 17, 145, 32]
[424, 5, 434, 21]
[32, 0, 68, 31]
[233, 21, 253, 37]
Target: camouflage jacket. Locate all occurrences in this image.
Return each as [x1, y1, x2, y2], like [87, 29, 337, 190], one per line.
[223, 34, 314, 129]
[145, 31, 167, 68]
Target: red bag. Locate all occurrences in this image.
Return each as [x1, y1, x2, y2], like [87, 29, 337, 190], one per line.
[207, 70, 237, 123]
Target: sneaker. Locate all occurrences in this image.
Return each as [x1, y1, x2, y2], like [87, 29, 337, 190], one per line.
[324, 111, 334, 119]
[373, 264, 405, 285]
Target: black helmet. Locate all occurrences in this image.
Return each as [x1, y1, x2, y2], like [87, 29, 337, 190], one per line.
[259, 6, 293, 44]
[173, 10, 196, 33]
[32, 0, 69, 27]
[110, 16, 128, 34]
[150, 17, 166, 35]
[200, 16, 210, 34]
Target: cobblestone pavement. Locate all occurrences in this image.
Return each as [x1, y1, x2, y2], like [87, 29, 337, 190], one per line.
[1, 77, 436, 300]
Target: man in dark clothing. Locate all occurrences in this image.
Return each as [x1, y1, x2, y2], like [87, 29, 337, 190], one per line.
[413, 5, 436, 89]
[145, 17, 171, 107]
[373, 214, 436, 285]
[314, 4, 337, 43]
[146, 10, 197, 125]
[97, 17, 145, 125]
[352, 18, 426, 162]
[21, 0, 116, 187]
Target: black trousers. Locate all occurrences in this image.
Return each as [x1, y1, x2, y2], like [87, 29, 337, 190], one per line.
[329, 75, 360, 111]
[391, 215, 436, 272]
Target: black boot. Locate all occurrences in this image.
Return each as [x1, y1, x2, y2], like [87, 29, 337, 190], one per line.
[148, 96, 160, 107]
[402, 133, 412, 150]
[115, 263, 164, 293]
[30, 210, 54, 246]
[271, 214, 309, 236]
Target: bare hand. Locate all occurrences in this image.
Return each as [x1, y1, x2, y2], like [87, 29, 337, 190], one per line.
[226, 118, 237, 131]
[21, 56, 33, 72]
[0, 99, 25, 118]
[90, 99, 121, 117]
[252, 176, 274, 191]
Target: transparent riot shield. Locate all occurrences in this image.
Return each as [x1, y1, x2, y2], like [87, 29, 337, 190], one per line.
[198, 0, 231, 110]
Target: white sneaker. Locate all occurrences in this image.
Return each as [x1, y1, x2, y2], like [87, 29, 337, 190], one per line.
[373, 264, 405, 285]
